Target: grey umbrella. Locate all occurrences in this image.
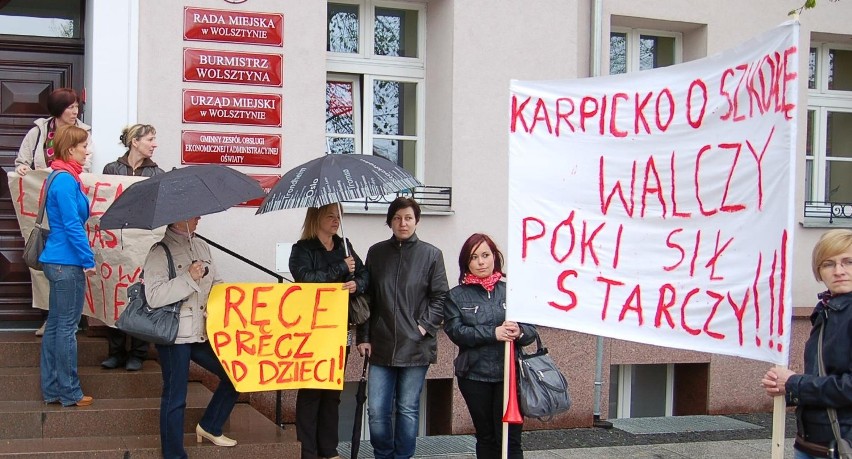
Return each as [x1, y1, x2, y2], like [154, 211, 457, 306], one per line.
[99, 165, 265, 230]
[255, 154, 422, 213]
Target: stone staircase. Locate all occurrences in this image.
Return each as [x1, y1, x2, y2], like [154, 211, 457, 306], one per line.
[0, 331, 300, 458]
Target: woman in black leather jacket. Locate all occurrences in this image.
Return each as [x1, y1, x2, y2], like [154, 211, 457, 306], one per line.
[444, 233, 537, 459]
[763, 229, 852, 459]
[289, 203, 368, 459]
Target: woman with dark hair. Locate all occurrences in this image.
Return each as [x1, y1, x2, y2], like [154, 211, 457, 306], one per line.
[39, 125, 96, 407]
[762, 229, 852, 459]
[15, 88, 93, 176]
[100, 124, 164, 371]
[289, 203, 368, 459]
[444, 233, 537, 459]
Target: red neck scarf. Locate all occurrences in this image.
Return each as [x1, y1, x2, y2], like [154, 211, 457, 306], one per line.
[50, 159, 84, 192]
[462, 271, 503, 292]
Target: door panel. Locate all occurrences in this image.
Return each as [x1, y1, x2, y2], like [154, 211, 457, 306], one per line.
[0, 47, 82, 323]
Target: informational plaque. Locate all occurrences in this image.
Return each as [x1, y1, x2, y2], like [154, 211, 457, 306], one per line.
[184, 48, 283, 87]
[183, 89, 282, 127]
[181, 130, 281, 167]
[239, 174, 282, 207]
[184, 7, 283, 47]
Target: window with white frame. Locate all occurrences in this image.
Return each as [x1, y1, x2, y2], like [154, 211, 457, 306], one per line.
[806, 43, 852, 204]
[326, 1, 425, 177]
[610, 28, 681, 75]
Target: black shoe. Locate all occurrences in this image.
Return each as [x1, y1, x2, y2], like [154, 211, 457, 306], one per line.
[101, 356, 124, 369]
[125, 357, 143, 371]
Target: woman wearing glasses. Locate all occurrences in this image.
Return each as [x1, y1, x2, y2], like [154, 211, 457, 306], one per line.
[762, 229, 852, 459]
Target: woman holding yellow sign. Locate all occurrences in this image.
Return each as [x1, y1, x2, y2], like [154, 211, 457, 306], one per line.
[289, 203, 369, 459]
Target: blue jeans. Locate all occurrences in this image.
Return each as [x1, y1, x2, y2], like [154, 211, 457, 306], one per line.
[156, 342, 239, 459]
[40, 263, 86, 406]
[367, 364, 429, 459]
[794, 448, 821, 459]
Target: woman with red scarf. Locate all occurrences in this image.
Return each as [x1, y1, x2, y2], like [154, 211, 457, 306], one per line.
[444, 233, 538, 459]
[38, 125, 96, 407]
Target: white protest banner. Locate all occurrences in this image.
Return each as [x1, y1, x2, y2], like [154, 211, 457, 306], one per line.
[507, 22, 798, 365]
[9, 171, 164, 326]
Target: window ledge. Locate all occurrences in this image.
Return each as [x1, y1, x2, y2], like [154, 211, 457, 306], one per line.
[800, 218, 852, 229]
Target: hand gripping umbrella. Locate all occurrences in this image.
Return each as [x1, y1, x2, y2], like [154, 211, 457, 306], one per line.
[351, 354, 370, 459]
[255, 154, 422, 255]
[100, 165, 265, 230]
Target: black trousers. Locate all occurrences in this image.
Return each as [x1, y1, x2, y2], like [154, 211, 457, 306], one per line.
[296, 388, 342, 459]
[458, 377, 524, 459]
[107, 327, 148, 360]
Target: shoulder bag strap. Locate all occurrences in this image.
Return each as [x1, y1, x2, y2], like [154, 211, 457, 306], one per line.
[35, 171, 61, 226]
[817, 310, 847, 448]
[155, 242, 177, 280]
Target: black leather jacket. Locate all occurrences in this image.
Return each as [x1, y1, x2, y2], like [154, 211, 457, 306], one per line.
[102, 153, 164, 177]
[356, 234, 448, 366]
[288, 235, 368, 293]
[444, 281, 537, 382]
[787, 291, 852, 447]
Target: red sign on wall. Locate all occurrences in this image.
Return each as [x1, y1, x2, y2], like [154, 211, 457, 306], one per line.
[184, 48, 283, 87]
[184, 7, 283, 47]
[183, 89, 282, 127]
[181, 131, 282, 167]
[239, 174, 282, 207]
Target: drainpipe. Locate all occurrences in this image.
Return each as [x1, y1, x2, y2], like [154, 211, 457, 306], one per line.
[590, 0, 613, 430]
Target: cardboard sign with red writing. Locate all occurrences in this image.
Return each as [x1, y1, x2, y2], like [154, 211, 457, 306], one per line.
[206, 283, 348, 392]
[9, 171, 164, 325]
[181, 130, 281, 167]
[184, 7, 283, 47]
[183, 89, 282, 127]
[507, 22, 798, 365]
[184, 48, 283, 87]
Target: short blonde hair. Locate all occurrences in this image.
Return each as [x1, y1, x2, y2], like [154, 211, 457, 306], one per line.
[812, 229, 852, 281]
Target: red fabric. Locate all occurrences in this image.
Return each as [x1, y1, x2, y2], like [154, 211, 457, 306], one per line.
[462, 271, 503, 292]
[50, 159, 84, 191]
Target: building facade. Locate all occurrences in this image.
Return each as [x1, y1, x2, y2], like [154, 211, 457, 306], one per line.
[0, 0, 850, 437]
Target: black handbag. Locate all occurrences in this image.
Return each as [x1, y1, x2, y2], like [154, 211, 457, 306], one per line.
[116, 242, 183, 345]
[22, 171, 61, 271]
[516, 335, 572, 420]
[348, 293, 370, 326]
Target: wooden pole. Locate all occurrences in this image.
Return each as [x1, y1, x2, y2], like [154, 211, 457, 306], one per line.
[770, 365, 787, 459]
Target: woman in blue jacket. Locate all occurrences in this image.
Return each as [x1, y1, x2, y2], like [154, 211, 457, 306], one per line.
[39, 125, 96, 407]
[762, 229, 852, 458]
[444, 233, 537, 459]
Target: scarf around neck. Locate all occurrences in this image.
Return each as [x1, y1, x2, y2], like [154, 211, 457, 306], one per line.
[463, 271, 503, 292]
[50, 159, 84, 192]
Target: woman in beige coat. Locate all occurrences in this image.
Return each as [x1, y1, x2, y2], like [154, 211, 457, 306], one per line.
[143, 216, 238, 459]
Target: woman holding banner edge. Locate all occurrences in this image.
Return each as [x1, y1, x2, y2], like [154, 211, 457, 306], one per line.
[762, 229, 852, 459]
[144, 216, 239, 458]
[444, 233, 537, 459]
[289, 203, 369, 459]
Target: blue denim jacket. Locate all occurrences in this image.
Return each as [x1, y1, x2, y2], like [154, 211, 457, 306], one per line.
[39, 172, 95, 269]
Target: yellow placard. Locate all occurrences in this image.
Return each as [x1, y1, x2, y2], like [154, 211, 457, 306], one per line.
[206, 283, 349, 392]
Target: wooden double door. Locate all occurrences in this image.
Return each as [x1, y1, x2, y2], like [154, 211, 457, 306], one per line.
[0, 42, 83, 324]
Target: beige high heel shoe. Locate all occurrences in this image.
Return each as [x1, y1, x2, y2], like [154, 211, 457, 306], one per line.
[195, 424, 237, 447]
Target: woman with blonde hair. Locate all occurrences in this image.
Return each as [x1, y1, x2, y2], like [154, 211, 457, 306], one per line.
[289, 203, 369, 459]
[762, 229, 852, 458]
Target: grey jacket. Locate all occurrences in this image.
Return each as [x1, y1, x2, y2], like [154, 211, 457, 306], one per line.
[444, 281, 537, 382]
[143, 228, 221, 344]
[357, 233, 449, 366]
[16, 117, 93, 171]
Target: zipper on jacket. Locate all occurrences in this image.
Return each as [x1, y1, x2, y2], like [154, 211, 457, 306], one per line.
[461, 306, 479, 314]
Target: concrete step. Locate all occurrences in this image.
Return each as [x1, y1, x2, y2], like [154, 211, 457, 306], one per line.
[0, 332, 111, 368]
[0, 362, 163, 401]
[0, 405, 299, 458]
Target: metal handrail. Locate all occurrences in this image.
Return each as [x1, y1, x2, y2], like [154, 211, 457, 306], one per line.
[344, 185, 452, 211]
[804, 201, 852, 224]
[194, 233, 291, 427]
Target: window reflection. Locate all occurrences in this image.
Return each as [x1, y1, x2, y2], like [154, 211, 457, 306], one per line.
[0, 0, 81, 39]
[375, 7, 418, 58]
[328, 3, 359, 53]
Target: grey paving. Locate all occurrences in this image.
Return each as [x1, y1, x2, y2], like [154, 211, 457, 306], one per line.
[610, 415, 762, 435]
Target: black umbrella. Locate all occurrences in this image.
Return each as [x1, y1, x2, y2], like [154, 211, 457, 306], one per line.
[99, 165, 265, 230]
[351, 354, 369, 459]
[255, 154, 422, 213]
